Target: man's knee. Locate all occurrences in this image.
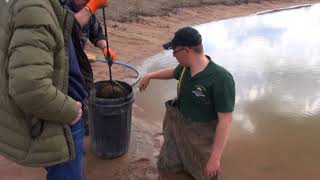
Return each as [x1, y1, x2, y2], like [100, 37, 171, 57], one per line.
[157, 142, 183, 173]
[157, 155, 183, 173]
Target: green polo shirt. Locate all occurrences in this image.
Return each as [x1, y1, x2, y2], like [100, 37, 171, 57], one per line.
[174, 56, 235, 122]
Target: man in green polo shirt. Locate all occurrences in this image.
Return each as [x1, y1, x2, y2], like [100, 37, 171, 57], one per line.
[139, 26, 235, 180]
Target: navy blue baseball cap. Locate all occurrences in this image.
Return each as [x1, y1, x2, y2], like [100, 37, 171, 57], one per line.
[163, 27, 202, 50]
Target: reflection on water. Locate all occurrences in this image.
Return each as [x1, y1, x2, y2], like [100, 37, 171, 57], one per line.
[135, 4, 320, 180]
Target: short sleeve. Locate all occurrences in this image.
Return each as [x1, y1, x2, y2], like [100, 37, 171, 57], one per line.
[174, 64, 183, 80]
[213, 74, 236, 112]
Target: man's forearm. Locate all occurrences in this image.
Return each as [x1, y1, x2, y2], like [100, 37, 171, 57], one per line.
[210, 112, 233, 161]
[148, 68, 175, 80]
[74, 7, 92, 28]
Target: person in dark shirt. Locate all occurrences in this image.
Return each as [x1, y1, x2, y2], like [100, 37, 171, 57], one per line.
[66, 0, 116, 60]
[139, 27, 235, 180]
[46, 0, 110, 179]
[65, 0, 117, 135]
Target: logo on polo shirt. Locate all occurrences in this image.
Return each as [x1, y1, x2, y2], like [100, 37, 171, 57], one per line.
[192, 86, 206, 97]
[192, 85, 210, 104]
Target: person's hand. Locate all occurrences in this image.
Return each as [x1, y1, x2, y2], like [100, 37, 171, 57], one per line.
[103, 47, 117, 62]
[139, 74, 151, 92]
[86, 0, 109, 14]
[205, 157, 220, 177]
[70, 102, 82, 125]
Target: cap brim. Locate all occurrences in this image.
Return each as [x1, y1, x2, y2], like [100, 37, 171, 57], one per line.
[163, 41, 173, 50]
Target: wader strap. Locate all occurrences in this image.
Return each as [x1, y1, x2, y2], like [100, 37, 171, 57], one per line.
[177, 67, 186, 96]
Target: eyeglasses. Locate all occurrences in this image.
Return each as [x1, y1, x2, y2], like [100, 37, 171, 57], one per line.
[172, 48, 185, 55]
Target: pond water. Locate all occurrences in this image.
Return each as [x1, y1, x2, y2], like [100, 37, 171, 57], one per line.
[135, 4, 320, 180]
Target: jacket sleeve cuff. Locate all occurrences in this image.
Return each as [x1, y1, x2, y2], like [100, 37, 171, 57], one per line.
[57, 96, 79, 124]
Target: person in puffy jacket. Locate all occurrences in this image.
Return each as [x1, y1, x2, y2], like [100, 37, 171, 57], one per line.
[0, 0, 108, 179]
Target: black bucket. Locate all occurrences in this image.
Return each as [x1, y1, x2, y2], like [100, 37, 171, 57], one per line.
[89, 80, 134, 159]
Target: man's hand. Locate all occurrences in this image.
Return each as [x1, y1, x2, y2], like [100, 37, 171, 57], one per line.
[103, 47, 117, 62]
[70, 102, 82, 125]
[205, 157, 220, 177]
[139, 74, 151, 92]
[138, 68, 175, 91]
[86, 0, 109, 14]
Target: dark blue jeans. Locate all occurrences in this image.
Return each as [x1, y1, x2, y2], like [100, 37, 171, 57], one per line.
[46, 118, 84, 180]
